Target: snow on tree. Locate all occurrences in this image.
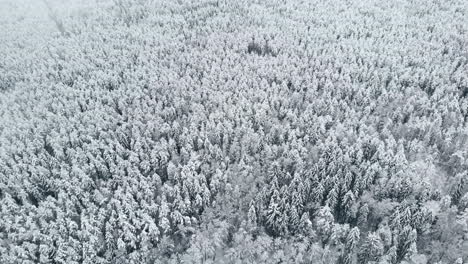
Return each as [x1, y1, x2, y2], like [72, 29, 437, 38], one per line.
[1, 0, 468, 262]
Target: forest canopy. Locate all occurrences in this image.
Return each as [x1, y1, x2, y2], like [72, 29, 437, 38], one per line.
[0, 0, 467, 263]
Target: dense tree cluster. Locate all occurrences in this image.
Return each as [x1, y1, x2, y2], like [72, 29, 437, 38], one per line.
[1, 0, 467, 263]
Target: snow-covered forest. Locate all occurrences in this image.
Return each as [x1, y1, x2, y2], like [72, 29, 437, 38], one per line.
[1, 0, 467, 263]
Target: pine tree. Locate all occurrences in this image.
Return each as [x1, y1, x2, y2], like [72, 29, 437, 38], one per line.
[358, 232, 384, 263]
[265, 189, 284, 236]
[341, 227, 360, 264]
[289, 205, 300, 232]
[357, 203, 369, 227]
[248, 202, 257, 227]
[315, 206, 334, 242]
[346, 227, 360, 252]
[299, 212, 314, 238]
[342, 191, 355, 222]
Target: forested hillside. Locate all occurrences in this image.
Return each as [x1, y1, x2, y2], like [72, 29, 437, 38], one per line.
[1, 0, 467, 263]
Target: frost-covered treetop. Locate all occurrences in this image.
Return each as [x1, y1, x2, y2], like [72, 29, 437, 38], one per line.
[1, 0, 467, 263]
